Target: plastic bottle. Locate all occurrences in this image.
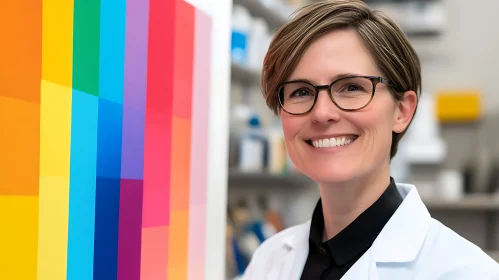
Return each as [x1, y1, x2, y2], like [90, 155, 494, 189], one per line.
[248, 18, 268, 70]
[239, 115, 268, 172]
[229, 104, 253, 169]
[231, 5, 252, 66]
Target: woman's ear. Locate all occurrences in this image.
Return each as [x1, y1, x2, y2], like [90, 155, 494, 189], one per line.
[392, 90, 418, 133]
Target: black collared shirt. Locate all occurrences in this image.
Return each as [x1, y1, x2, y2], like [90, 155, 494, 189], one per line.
[300, 178, 402, 280]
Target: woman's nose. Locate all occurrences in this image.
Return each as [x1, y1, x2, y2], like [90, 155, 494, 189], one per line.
[310, 90, 341, 124]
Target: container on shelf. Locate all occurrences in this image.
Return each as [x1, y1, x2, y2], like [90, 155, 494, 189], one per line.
[231, 5, 252, 66]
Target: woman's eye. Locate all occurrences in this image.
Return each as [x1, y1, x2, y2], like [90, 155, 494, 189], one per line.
[291, 89, 313, 97]
[345, 84, 362, 91]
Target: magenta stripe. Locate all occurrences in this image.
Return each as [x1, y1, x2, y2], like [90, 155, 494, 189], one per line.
[121, 0, 149, 180]
[187, 9, 212, 280]
[117, 179, 144, 280]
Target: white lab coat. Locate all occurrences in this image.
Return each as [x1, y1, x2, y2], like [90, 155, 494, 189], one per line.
[242, 183, 499, 279]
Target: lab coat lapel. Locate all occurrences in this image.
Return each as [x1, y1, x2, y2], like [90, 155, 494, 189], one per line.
[342, 183, 431, 280]
[266, 221, 310, 280]
[340, 248, 379, 280]
[371, 183, 430, 263]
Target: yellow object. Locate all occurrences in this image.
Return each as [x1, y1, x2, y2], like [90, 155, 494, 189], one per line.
[435, 91, 481, 123]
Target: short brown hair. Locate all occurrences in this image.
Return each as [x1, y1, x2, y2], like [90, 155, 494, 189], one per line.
[262, 0, 421, 159]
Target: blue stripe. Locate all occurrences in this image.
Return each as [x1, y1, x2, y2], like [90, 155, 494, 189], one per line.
[67, 90, 99, 280]
[96, 99, 123, 178]
[93, 177, 121, 280]
[98, 0, 126, 103]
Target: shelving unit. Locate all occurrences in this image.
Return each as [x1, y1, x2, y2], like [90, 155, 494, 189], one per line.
[424, 194, 499, 210]
[231, 63, 260, 86]
[233, 0, 287, 30]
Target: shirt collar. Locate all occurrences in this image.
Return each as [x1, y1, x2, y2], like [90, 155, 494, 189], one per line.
[308, 177, 402, 266]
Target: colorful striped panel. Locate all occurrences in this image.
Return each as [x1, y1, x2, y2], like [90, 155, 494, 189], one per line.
[1, 1, 215, 279]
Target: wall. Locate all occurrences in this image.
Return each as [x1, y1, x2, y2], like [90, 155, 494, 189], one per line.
[0, 0, 231, 279]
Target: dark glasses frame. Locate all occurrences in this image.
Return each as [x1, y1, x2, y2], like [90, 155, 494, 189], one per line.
[277, 75, 400, 115]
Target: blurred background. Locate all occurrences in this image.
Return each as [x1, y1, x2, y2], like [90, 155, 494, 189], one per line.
[226, 0, 499, 278]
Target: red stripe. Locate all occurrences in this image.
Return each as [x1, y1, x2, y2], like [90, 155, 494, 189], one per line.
[141, 0, 175, 277]
[172, 0, 194, 119]
[143, 0, 175, 228]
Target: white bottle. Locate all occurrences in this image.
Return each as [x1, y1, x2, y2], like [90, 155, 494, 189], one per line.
[248, 18, 268, 70]
[239, 115, 267, 172]
[231, 5, 252, 66]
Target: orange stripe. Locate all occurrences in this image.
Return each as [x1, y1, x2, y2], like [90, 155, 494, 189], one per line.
[170, 117, 191, 211]
[0, 96, 40, 195]
[0, 1, 42, 103]
[167, 210, 189, 280]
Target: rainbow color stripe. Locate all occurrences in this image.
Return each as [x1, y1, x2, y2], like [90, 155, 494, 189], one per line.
[0, 0, 212, 279]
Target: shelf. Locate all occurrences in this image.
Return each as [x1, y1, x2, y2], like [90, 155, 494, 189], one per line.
[424, 194, 499, 211]
[228, 169, 313, 186]
[233, 0, 287, 30]
[231, 63, 261, 86]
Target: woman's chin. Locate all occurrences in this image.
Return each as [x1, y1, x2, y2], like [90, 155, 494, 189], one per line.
[305, 169, 357, 186]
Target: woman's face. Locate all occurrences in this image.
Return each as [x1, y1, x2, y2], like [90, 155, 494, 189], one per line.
[281, 29, 416, 185]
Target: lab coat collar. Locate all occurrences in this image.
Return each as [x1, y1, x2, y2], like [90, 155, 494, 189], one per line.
[371, 183, 431, 263]
[280, 183, 430, 264]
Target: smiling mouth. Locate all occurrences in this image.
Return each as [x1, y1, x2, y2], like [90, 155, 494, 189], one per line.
[305, 136, 358, 148]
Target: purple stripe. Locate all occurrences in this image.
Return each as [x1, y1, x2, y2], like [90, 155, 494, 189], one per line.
[117, 179, 144, 280]
[121, 0, 150, 180]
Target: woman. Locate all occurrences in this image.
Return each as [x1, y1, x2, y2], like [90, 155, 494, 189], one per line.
[242, 1, 499, 279]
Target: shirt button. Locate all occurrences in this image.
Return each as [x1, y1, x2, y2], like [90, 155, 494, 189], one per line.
[319, 247, 327, 254]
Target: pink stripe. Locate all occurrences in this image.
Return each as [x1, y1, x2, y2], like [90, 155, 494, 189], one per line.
[187, 9, 212, 280]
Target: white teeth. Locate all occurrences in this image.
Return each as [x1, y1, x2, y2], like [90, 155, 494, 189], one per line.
[311, 137, 356, 148]
[330, 137, 336, 146]
[323, 138, 330, 147]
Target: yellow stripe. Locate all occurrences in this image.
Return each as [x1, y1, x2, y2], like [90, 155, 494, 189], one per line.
[41, 0, 74, 86]
[37, 176, 70, 280]
[0, 196, 39, 280]
[37, 80, 72, 280]
[38, 1, 73, 278]
[39, 81, 72, 177]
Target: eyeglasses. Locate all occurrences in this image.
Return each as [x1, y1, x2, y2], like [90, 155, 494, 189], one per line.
[278, 75, 397, 115]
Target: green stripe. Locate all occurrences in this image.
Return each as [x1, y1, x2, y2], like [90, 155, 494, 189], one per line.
[73, 0, 100, 96]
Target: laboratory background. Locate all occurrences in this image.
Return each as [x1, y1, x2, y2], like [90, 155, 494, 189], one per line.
[0, 0, 498, 280]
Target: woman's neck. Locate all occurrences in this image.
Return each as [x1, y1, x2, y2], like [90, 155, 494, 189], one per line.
[318, 166, 391, 241]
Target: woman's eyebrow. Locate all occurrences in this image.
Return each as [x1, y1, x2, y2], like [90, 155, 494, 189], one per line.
[285, 72, 366, 84]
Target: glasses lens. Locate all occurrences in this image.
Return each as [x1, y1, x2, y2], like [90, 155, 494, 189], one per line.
[280, 82, 316, 114]
[330, 77, 374, 110]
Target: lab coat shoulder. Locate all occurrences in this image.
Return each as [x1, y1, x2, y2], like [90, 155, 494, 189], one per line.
[414, 218, 499, 279]
[242, 221, 310, 280]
